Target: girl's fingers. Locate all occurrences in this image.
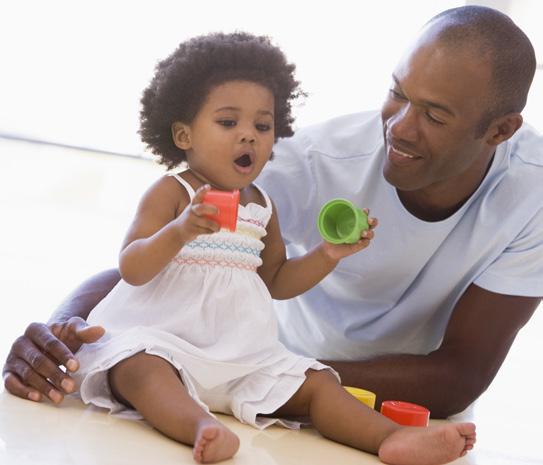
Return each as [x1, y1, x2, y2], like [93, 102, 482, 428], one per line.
[187, 207, 220, 233]
[191, 202, 218, 218]
[192, 184, 212, 205]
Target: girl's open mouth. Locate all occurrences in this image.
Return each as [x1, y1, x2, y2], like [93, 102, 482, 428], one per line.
[234, 154, 252, 167]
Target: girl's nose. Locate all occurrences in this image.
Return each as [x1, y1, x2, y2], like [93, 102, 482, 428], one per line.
[240, 133, 256, 144]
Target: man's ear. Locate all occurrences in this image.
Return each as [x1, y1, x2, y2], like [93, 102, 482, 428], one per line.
[171, 122, 192, 150]
[485, 113, 523, 146]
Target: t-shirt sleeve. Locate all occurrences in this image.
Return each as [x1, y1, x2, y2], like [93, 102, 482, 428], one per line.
[474, 207, 543, 297]
[256, 132, 317, 245]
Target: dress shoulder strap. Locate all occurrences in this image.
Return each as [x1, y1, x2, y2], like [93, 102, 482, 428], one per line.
[168, 173, 196, 200]
[252, 183, 272, 213]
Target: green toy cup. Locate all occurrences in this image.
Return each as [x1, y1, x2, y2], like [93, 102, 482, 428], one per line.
[317, 199, 369, 244]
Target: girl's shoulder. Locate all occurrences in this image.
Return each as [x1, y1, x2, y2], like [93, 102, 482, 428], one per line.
[164, 172, 195, 199]
[136, 173, 192, 216]
[240, 183, 272, 209]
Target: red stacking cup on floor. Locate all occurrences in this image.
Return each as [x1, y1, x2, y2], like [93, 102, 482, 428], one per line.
[203, 189, 240, 232]
[380, 400, 430, 427]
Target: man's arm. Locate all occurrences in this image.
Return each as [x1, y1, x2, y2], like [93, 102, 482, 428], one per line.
[2, 268, 120, 403]
[324, 284, 540, 418]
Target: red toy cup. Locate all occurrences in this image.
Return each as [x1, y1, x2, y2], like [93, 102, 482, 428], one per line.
[203, 189, 240, 232]
[380, 401, 430, 427]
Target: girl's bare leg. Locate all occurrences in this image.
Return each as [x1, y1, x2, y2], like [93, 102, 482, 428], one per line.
[272, 370, 476, 465]
[108, 352, 239, 464]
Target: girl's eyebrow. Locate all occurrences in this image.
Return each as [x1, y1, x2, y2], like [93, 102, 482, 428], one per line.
[214, 106, 274, 117]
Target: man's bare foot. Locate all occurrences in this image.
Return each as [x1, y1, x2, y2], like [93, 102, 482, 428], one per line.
[378, 422, 476, 465]
[192, 420, 240, 463]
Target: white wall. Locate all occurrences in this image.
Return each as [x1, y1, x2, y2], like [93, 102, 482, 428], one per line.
[1, 1, 541, 156]
[0, 0, 463, 155]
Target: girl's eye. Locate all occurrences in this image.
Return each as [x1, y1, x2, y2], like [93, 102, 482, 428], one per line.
[256, 124, 271, 132]
[218, 120, 236, 127]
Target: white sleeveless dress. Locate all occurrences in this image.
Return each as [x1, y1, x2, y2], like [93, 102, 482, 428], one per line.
[75, 174, 336, 429]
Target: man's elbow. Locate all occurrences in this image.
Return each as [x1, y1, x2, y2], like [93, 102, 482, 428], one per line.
[432, 367, 493, 418]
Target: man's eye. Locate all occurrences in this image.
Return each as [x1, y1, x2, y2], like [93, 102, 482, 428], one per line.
[256, 124, 271, 132]
[426, 112, 445, 125]
[218, 120, 236, 127]
[389, 89, 407, 101]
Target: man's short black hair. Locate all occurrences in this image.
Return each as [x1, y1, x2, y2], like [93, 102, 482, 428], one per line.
[428, 5, 536, 135]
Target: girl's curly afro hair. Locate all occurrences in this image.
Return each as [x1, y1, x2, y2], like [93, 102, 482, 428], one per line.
[139, 32, 305, 170]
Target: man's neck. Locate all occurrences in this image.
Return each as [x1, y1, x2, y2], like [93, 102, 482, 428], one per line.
[397, 151, 496, 222]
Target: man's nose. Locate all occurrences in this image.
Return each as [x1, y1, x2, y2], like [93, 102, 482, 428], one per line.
[388, 103, 419, 143]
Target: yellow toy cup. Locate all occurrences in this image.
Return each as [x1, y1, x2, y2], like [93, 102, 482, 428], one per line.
[344, 386, 376, 409]
[318, 199, 369, 244]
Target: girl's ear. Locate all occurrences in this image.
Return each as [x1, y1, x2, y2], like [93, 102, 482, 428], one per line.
[171, 122, 192, 150]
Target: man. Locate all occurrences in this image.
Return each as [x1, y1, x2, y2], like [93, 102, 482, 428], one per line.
[4, 6, 541, 418]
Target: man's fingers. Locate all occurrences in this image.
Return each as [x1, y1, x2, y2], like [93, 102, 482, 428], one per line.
[3, 372, 42, 402]
[75, 324, 105, 344]
[3, 359, 62, 403]
[56, 317, 102, 356]
[19, 344, 75, 393]
[27, 323, 77, 371]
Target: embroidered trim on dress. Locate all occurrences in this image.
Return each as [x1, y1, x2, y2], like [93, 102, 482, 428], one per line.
[185, 240, 261, 257]
[239, 217, 266, 229]
[172, 257, 257, 271]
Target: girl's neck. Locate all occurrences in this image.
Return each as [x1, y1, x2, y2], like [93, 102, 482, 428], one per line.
[185, 169, 221, 190]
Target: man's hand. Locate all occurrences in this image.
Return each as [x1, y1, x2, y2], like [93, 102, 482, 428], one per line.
[3, 317, 104, 404]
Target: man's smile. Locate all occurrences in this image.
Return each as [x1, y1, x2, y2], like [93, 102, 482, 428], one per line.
[386, 138, 423, 165]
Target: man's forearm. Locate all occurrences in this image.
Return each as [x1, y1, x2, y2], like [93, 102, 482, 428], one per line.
[47, 269, 121, 325]
[324, 351, 486, 419]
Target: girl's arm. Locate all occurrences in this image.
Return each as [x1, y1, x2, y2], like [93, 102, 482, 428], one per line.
[258, 201, 376, 300]
[119, 177, 219, 286]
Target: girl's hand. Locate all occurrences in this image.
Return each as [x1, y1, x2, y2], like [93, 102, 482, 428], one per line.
[319, 211, 378, 263]
[173, 184, 221, 243]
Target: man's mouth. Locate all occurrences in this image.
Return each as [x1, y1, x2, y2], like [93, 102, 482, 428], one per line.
[391, 146, 419, 159]
[386, 136, 422, 161]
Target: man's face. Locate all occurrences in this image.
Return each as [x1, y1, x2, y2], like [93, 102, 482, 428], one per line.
[381, 38, 495, 198]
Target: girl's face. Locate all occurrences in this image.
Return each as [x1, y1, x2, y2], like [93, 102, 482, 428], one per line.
[173, 80, 275, 191]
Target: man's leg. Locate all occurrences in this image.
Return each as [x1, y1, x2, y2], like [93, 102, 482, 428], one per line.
[108, 352, 239, 464]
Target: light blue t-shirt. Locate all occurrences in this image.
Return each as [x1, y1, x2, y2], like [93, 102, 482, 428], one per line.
[257, 110, 543, 361]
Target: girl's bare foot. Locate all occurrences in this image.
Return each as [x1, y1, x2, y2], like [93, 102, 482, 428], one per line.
[192, 420, 240, 463]
[378, 422, 476, 465]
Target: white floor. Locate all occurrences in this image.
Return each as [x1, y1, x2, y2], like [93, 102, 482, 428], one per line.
[1, 138, 542, 464]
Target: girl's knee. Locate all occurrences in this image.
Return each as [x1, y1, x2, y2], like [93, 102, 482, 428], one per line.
[297, 369, 340, 404]
[305, 369, 340, 389]
[109, 352, 177, 396]
[110, 352, 153, 380]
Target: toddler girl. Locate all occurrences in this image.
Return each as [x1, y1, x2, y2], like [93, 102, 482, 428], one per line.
[74, 32, 476, 464]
